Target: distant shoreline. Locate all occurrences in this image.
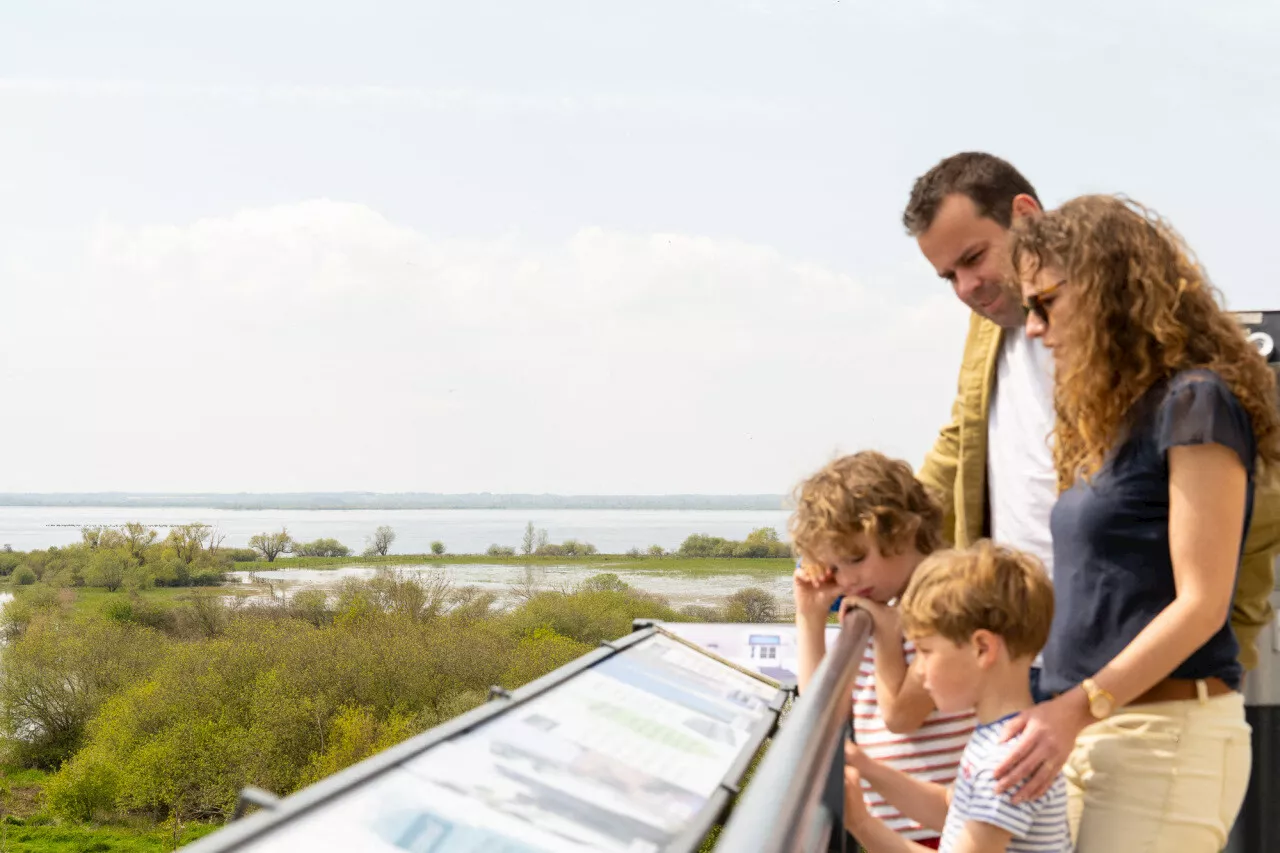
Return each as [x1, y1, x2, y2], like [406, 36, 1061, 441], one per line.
[0, 493, 791, 512]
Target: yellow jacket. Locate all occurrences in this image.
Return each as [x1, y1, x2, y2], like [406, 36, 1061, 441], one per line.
[918, 312, 1280, 671]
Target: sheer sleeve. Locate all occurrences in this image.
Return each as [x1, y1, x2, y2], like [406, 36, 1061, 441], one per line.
[1155, 369, 1257, 474]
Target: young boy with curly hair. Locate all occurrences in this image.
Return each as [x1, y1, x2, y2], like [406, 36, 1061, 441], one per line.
[843, 540, 1070, 852]
[791, 451, 977, 849]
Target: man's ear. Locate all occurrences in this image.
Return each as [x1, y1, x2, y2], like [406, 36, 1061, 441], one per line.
[1010, 193, 1042, 221]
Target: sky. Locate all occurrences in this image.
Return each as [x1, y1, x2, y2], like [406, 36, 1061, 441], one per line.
[2, 0, 1278, 494]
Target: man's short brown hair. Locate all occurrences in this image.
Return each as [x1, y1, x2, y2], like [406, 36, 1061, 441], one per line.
[789, 451, 943, 580]
[899, 540, 1054, 660]
[902, 152, 1041, 236]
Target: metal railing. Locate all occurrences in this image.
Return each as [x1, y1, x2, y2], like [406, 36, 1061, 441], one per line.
[715, 606, 874, 853]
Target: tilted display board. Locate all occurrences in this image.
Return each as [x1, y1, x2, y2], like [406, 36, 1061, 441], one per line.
[182, 626, 787, 853]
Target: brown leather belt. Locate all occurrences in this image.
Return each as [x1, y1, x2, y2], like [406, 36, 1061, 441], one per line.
[1129, 676, 1233, 707]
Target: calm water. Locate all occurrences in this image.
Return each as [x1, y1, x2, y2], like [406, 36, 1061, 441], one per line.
[0, 506, 793, 555]
[229, 563, 796, 610]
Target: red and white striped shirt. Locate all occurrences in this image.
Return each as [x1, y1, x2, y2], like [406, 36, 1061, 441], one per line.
[853, 635, 976, 842]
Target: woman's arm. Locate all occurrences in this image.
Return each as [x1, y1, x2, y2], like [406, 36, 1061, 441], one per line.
[1085, 442, 1245, 701]
[992, 442, 1247, 801]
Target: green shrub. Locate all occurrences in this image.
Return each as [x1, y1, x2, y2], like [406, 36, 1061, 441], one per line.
[0, 613, 166, 767]
[723, 587, 780, 623]
[13, 566, 36, 586]
[45, 748, 121, 823]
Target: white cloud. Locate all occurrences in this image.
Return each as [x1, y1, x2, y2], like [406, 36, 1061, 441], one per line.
[1, 201, 967, 493]
[0, 78, 791, 120]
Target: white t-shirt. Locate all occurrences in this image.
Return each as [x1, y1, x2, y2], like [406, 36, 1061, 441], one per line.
[987, 330, 1057, 585]
[939, 715, 1070, 852]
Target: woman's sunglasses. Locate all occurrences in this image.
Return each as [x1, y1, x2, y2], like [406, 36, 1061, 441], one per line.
[1023, 279, 1066, 326]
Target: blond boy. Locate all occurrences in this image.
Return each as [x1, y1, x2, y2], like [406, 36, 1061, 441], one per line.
[792, 451, 976, 848]
[843, 541, 1070, 853]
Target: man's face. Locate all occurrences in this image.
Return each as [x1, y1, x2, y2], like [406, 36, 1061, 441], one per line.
[916, 193, 1027, 329]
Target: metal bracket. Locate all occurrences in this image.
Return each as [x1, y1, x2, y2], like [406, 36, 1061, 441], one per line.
[232, 786, 280, 820]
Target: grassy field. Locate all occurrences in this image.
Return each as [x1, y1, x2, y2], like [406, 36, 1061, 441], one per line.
[233, 553, 796, 576]
[0, 766, 218, 853]
[55, 586, 256, 615]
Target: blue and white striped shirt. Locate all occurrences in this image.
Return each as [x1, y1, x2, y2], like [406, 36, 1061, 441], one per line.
[939, 715, 1070, 853]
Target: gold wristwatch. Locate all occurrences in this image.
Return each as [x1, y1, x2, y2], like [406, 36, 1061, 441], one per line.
[1081, 678, 1115, 720]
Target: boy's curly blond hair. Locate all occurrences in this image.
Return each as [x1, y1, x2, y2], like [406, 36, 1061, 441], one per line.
[900, 540, 1054, 660]
[789, 451, 944, 580]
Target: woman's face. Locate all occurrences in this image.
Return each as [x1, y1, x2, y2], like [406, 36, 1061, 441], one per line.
[1020, 263, 1074, 355]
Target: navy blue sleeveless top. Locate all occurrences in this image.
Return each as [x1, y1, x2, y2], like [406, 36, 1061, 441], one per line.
[1041, 369, 1256, 696]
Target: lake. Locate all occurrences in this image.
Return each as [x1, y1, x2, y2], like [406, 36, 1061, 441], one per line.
[0, 506, 794, 555]
[228, 563, 796, 610]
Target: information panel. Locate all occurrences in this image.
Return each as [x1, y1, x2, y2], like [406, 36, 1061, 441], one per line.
[187, 629, 785, 853]
[657, 622, 843, 687]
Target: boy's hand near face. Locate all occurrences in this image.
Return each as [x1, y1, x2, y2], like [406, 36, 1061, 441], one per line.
[792, 561, 843, 620]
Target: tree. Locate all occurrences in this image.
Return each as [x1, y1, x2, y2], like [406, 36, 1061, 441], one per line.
[430, 541, 445, 556]
[120, 523, 157, 564]
[678, 533, 729, 558]
[364, 526, 396, 557]
[648, 545, 665, 557]
[723, 587, 779, 623]
[293, 539, 352, 558]
[536, 528, 549, 551]
[86, 550, 132, 592]
[168, 523, 212, 564]
[248, 529, 292, 563]
[521, 523, 536, 556]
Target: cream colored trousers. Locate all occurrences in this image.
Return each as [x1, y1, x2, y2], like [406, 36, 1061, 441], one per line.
[1065, 688, 1251, 853]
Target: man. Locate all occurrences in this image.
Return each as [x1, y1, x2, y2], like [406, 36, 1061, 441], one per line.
[906, 151, 1280, 677]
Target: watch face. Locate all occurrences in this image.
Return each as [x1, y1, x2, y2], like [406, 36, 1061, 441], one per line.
[1091, 695, 1113, 719]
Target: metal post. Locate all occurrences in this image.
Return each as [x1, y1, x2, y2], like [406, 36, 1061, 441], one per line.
[714, 608, 874, 853]
[1226, 570, 1280, 853]
[1225, 320, 1280, 853]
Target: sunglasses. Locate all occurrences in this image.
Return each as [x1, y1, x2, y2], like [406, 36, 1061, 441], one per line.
[1023, 279, 1066, 326]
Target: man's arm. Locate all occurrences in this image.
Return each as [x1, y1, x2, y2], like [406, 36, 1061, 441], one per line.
[1234, 477, 1280, 671]
[919, 313, 989, 547]
[917, 393, 961, 549]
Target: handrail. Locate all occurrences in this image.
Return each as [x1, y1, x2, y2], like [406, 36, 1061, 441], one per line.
[714, 606, 874, 853]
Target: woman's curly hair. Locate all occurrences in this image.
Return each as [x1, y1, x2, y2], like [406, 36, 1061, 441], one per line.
[1008, 194, 1280, 489]
[789, 451, 944, 580]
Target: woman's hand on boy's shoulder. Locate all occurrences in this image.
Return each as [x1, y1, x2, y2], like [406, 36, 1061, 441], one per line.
[792, 563, 842, 619]
[841, 595, 902, 643]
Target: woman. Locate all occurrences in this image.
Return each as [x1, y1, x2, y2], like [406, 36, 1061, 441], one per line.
[987, 194, 1280, 852]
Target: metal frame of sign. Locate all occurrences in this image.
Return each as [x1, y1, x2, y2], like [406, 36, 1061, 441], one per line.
[181, 622, 792, 853]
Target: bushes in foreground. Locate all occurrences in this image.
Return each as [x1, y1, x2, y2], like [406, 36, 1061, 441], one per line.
[0, 570, 711, 825]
